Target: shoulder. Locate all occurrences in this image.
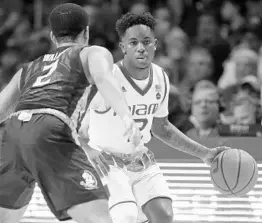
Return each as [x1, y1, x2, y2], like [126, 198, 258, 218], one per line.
[151, 63, 169, 80]
[112, 61, 123, 72]
[112, 63, 120, 73]
[81, 45, 112, 58]
[80, 45, 113, 69]
[111, 62, 127, 80]
[151, 63, 170, 90]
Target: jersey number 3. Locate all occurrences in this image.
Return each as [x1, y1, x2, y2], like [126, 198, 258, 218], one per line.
[33, 60, 59, 87]
[134, 118, 148, 131]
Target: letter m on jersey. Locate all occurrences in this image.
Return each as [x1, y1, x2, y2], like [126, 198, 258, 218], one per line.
[130, 103, 158, 116]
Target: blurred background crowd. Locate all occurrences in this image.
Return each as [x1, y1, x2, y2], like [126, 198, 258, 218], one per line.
[1, 0, 262, 140]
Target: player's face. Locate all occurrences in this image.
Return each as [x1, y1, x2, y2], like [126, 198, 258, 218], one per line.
[120, 25, 157, 69]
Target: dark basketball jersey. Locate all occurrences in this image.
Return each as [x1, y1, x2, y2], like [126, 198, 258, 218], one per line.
[16, 45, 97, 129]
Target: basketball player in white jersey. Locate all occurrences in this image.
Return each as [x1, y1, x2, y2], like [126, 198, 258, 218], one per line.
[79, 12, 230, 223]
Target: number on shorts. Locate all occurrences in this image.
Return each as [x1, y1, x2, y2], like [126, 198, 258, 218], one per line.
[33, 60, 59, 87]
[134, 118, 148, 131]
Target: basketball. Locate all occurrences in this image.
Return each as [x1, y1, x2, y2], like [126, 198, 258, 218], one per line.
[210, 149, 258, 196]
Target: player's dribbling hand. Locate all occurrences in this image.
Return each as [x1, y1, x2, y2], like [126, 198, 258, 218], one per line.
[122, 115, 142, 148]
[202, 146, 231, 166]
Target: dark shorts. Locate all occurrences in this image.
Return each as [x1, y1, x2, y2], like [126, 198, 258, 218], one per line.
[0, 114, 107, 221]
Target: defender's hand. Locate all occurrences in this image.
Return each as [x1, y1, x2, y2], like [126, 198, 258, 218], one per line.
[87, 147, 110, 178]
[78, 137, 110, 178]
[122, 115, 142, 148]
[202, 146, 231, 166]
[132, 143, 148, 159]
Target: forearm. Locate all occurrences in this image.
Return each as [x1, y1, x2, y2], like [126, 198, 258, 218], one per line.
[0, 94, 18, 123]
[0, 70, 21, 123]
[95, 75, 131, 120]
[152, 119, 209, 159]
[84, 46, 132, 120]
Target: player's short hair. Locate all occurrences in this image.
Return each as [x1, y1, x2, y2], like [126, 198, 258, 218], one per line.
[49, 3, 89, 41]
[116, 12, 156, 38]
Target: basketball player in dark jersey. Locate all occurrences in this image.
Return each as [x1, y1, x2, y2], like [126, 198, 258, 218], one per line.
[0, 3, 142, 223]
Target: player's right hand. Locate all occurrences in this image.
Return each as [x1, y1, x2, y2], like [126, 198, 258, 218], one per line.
[86, 147, 110, 178]
[131, 143, 148, 159]
[202, 146, 231, 166]
[122, 115, 142, 148]
[78, 136, 110, 178]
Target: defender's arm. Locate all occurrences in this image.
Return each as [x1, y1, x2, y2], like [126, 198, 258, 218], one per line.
[80, 46, 131, 121]
[80, 46, 141, 147]
[0, 68, 22, 123]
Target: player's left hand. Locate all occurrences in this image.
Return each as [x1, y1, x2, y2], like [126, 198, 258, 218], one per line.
[202, 146, 231, 166]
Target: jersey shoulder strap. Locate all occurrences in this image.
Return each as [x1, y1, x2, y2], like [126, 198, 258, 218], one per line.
[151, 63, 169, 104]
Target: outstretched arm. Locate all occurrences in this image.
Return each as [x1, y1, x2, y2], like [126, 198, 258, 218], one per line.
[80, 45, 141, 147]
[80, 46, 131, 120]
[151, 71, 208, 159]
[0, 68, 22, 123]
[151, 71, 228, 165]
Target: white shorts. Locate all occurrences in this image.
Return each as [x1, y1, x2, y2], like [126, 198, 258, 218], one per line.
[107, 163, 172, 222]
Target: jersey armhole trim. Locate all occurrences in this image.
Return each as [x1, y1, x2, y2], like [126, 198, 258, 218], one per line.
[94, 107, 112, 114]
[160, 69, 168, 105]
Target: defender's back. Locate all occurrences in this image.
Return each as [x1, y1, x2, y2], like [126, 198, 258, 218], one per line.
[16, 45, 90, 119]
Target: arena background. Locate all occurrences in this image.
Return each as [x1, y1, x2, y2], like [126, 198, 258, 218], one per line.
[0, 0, 261, 222]
[21, 137, 262, 223]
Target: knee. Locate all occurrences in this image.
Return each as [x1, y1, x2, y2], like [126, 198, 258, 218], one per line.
[155, 204, 173, 223]
[110, 202, 138, 223]
[161, 205, 174, 222]
[143, 198, 173, 223]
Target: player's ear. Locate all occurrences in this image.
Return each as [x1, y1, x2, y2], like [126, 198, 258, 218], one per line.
[119, 42, 126, 54]
[154, 39, 157, 51]
[50, 31, 57, 45]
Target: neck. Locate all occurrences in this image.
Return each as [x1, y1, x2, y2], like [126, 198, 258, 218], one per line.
[56, 42, 79, 48]
[123, 58, 150, 80]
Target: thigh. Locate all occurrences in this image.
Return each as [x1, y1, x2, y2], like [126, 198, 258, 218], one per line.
[131, 164, 172, 222]
[0, 206, 28, 223]
[0, 118, 35, 210]
[107, 165, 136, 210]
[67, 200, 113, 223]
[132, 164, 172, 207]
[21, 114, 108, 221]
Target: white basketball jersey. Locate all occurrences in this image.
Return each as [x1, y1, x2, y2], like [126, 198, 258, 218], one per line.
[85, 61, 170, 154]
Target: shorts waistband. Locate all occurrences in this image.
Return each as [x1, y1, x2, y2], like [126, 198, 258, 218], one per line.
[11, 109, 80, 146]
[104, 150, 156, 172]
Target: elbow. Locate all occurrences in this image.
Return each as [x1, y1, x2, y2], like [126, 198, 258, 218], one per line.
[152, 123, 171, 139]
